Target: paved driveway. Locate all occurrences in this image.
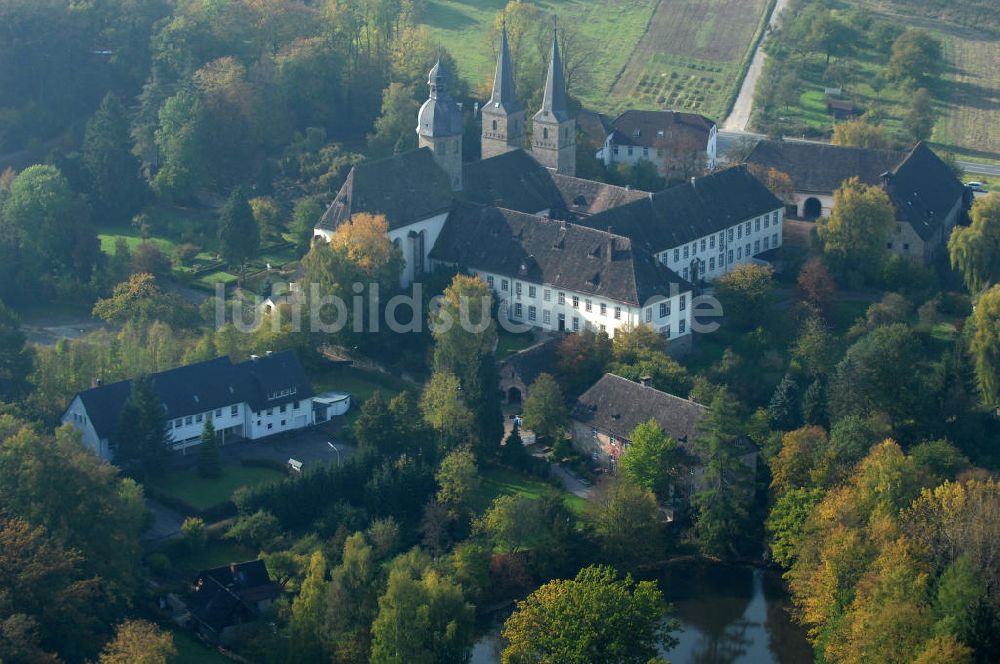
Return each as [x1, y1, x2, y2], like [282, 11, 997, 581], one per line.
[169, 424, 356, 472]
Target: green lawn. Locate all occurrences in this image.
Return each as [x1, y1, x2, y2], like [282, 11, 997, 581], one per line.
[97, 228, 178, 258]
[310, 365, 413, 423]
[474, 465, 588, 516]
[171, 630, 232, 664]
[170, 538, 260, 576]
[151, 465, 284, 511]
[496, 328, 536, 359]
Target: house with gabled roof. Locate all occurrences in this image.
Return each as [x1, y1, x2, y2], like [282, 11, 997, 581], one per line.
[189, 560, 283, 640]
[597, 109, 718, 178]
[61, 350, 315, 461]
[746, 140, 968, 264]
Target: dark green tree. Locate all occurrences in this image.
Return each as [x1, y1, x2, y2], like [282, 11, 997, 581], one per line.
[355, 391, 400, 458]
[768, 374, 802, 431]
[217, 186, 259, 281]
[113, 375, 170, 478]
[467, 351, 504, 458]
[905, 88, 936, 142]
[0, 300, 32, 403]
[290, 197, 322, 255]
[197, 418, 221, 478]
[83, 93, 148, 225]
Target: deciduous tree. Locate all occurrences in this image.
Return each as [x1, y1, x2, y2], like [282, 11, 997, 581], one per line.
[618, 420, 680, 499]
[817, 177, 895, 279]
[521, 373, 568, 442]
[969, 285, 1000, 409]
[98, 619, 176, 664]
[949, 193, 1000, 294]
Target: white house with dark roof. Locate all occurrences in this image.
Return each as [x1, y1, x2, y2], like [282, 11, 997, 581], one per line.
[597, 109, 718, 178]
[429, 202, 694, 345]
[577, 165, 785, 283]
[61, 351, 316, 461]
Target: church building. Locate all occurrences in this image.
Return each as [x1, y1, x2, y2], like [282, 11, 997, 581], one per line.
[314, 21, 787, 345]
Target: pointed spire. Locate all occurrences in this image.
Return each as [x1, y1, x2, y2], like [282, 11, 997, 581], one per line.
[488, 18, 521, 112]
[536, 20, 569, 122]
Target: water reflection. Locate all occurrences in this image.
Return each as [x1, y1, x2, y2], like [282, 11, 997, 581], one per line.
[471, 561, 813, 664]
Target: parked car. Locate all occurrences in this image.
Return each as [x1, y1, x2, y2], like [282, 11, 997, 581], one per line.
[965, 181, 985, 192]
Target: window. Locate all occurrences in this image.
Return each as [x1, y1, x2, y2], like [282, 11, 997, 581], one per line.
[745, 221, 751, 235]
[710, 235, 716, 249]
[515, 282, 522, 296]
[543, 310, 551, 324]
[700, 239, 706, 252]
[772, 233, 778, 246]
[887, 242, 894, 249]
[267, 423, 273, 430]
[267, 408, 273, 416]
[492, 119, 497, 131]
[175, 418, 182, 428]
[572, 317, 580, 331]
[501, 279, 509, 291]
[558, 292, 566, 305]
[195, 413, 203, 423]
[660, 302, 669, 317]
[293, 401, 299, 409]
[528, 305, 537, 321]
[719, 231, 725, 246]
[709, 256, 716, 270]
[600, 303, 607, 315]
[281, 419, 286, 426]
[745, 243, 751, 257]
[764, 215, 770, 228]
[755, 218, 761, 232]
[572, 295, 579, 309]
[514, 302, 522, 318]
[673, 248, 680, 262]
[185, 415, 193, 425]
[754, 240, 760, 253]
[486, 275, 494, 288]
[627, 147, 633, 156]
[643, 147, 649, 157]
[645, 308, 652, 323]
[600, 324, 607, 333]
[728, 229, 734, 241]
[718, 252, 725, 266]
[683, 246, 689, 259]
[544, 289, 551, 302]
[613, 146, 619, 156]
[528, 285, 536, 298]
[543, 127, 549, 140]
[662, 324, 671, 338]
[737, 246, 743, 259]
[680, 294, 687, 311]
[683, 267, 689, 280]
[614, 306, 622, 320]
[728, 249, 734, 263]
[737, 226, 742, 239]
[679, 319, 686, 334]
[903, 243, 910, 251]
[585, 299, 592, 312]
[279, 405, 287, 413]
[763, 236, 770, 250]
[231, 405, 238, 416]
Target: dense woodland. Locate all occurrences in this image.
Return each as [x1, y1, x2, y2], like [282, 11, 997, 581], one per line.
[1, 1, 1000, 663]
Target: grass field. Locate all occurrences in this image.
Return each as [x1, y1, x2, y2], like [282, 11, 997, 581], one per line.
[473, 464, 588, 515]
[608, 0, 772, 119]
[171, 630, 232, 664]
[418, 0, 773, 121]
[151, 465, 285, 511]
[310, 365, 412, 405]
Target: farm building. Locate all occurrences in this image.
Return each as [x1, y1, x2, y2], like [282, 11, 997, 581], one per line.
[596, 109, 718, 179]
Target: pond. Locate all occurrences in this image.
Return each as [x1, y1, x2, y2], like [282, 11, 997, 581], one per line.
[472, 560, 813, 664]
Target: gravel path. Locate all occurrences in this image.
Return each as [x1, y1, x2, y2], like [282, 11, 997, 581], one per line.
[722, 0, 790, 132]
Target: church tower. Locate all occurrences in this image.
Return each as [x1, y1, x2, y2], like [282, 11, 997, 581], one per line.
[481, 20, 525, 159]
[417, 57, 464, 190]
[532, 25, 575, 176]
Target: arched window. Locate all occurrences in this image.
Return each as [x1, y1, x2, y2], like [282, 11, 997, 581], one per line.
[543, 127, 549, 140]
[492, 119, 497, 131]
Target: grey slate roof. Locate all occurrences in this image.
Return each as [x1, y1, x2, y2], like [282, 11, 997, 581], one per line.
[501, 338, 560, 386]
[534, 29, 570, 123]
[418, 58, 464, 138]
[572, 373, 706, 444]
[73, 351, 313, 440]
[487, 22, 522, 114]
[885, 142, 965, 241]
[430, 201, 691, 306]
[317, 148, 453, 232]
[191, 560, 283, 633]
[576, 165, 783, 253]
[745, 139, 905, 194]
[461, 149, 647, 218]
[608, 110, 715, 149]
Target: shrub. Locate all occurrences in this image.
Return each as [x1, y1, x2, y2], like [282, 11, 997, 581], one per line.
[225, 510, 282, 549]
[176, 242, 200, 265]
[181, 517, 207, 552]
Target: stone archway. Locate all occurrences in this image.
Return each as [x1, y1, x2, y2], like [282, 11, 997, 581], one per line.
[506, 386, 523, 405]
[803, 197, 823, 219]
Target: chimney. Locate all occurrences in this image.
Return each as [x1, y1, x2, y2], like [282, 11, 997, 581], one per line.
[640, 375, 652, 387]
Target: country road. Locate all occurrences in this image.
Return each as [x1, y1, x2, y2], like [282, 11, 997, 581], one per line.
[722, 0, 790, 131]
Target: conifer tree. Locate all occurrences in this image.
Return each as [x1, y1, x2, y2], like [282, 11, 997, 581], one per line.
[217, 186, 259, 281]
[197, 418, 221, 478]
[83, 93, 148, 225]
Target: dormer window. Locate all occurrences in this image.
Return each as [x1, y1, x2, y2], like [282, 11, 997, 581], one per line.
[268, 387, 297, 400]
